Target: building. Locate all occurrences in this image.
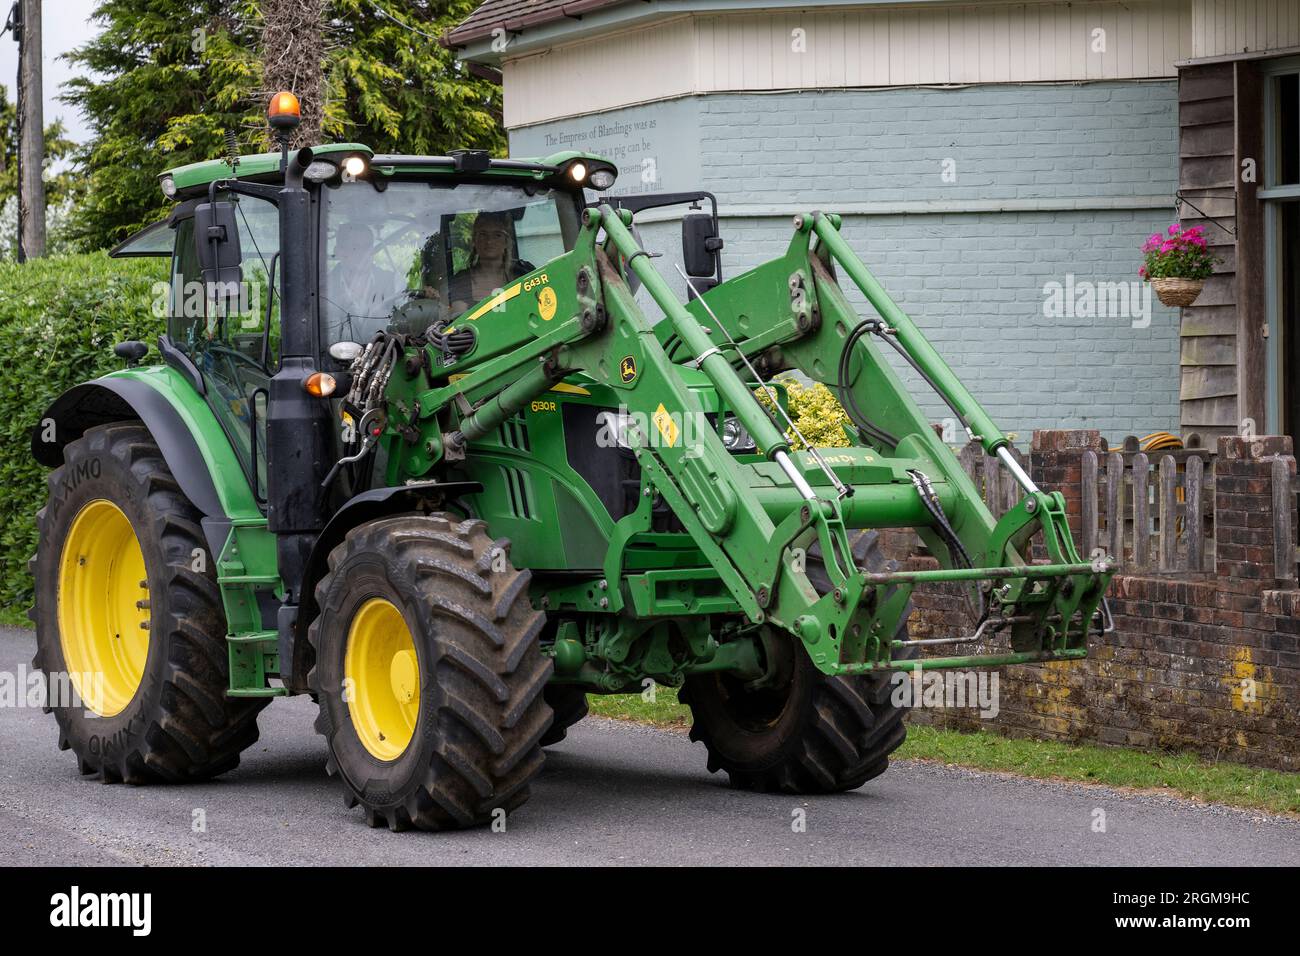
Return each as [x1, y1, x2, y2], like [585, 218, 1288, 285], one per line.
[446, 0, 1299, 448]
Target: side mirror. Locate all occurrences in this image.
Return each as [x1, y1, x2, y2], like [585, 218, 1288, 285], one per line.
[682, 211, 721, 279]
[194, 201, 243, 288]
[113, 340, 148, 367]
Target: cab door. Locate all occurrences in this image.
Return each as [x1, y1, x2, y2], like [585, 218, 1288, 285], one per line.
[169, 193, 282, 501]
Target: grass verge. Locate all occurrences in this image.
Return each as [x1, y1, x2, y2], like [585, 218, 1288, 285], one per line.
[586, 689, 1300, 815]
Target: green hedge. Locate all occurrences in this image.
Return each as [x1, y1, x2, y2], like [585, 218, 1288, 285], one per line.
[0, 252, 166, 612]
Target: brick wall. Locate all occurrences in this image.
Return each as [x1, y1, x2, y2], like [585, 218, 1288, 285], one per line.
[890, 431, 1300, 771]
[512, 81, 1183, 441]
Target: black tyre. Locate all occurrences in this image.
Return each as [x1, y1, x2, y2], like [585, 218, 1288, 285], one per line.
[679, 530, 912, 793]
[309, 515, 552, 831]
[31, 422, 266, 783]
[539, 684, 589, 747]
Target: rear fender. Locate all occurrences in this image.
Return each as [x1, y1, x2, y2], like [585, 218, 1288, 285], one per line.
[31, 366, 262, 553]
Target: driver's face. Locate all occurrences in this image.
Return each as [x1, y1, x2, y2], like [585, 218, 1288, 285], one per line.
[474, 222, 509, 259]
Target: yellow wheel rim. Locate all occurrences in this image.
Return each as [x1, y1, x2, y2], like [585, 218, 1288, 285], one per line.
[344, 598, 420, 761]
[56, 499, 150, 718]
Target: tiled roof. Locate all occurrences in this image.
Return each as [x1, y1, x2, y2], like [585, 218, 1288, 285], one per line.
[443, 0, 633, 47]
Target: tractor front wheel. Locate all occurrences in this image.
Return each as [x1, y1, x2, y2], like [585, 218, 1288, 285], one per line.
[679, 530, 912, 793]
[308, 515, 553, 830]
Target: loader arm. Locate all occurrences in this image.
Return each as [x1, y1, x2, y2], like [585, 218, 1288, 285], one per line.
[383, 204, 1114, 676]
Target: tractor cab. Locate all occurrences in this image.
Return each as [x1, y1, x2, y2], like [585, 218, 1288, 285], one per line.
[109, 111, 618, 548]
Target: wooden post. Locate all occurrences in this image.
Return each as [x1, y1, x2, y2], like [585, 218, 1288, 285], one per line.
[16, 0, 45, 261]
[1273, 457, 1295, 583]
[1081, 450, 1098, 557]
[1132, 453, 1150, 570]
[1185, 454, 1203, 571]
[1159, 455, 1177, 571]
[982, 453, 1000, 515]
[1106, 451, 1124, 562]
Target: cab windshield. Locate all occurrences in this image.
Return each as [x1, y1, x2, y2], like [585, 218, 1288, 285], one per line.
[319, 179, 581, 348]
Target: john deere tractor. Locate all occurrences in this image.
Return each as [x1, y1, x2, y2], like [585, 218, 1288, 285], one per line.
[30, 93, 1113, 830]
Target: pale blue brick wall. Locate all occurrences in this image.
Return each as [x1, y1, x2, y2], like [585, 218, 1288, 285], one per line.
[511, 81, 1182, 444]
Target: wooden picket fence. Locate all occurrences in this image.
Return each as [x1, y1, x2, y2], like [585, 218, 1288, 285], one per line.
[1079, 449, 1215, 573]
[953, 440, 1297, 579]
[957, 442, 1028, 518]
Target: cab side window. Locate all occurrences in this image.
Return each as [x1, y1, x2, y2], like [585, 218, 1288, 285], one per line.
[170, 196, 280, 366]
[169, 194, 281, 495]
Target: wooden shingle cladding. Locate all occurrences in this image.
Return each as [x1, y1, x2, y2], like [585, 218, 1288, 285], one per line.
[1177, 61, 1241, 442]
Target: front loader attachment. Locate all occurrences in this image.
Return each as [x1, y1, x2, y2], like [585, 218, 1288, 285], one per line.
[385, 201, 1115, 680]
[587, 206, 1116, 675]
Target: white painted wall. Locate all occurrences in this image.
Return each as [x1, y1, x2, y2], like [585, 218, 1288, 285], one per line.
[503, 0, 1195, 128]
[1190, 0, 1300, 58]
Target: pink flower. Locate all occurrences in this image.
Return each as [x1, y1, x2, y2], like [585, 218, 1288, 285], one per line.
[1168, 223, 1181, 235]
[1138, 265, 1147, 278]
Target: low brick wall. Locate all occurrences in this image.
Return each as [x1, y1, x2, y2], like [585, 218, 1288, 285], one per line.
[884, 431, 1300, 772]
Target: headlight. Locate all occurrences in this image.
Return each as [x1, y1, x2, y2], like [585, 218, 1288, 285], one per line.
[568, 162, 588, 183]
[342, 155, 368, 178]
[721, 416, 756, 452]
[303, 160, 337, 182]
[589, 168, 616, 190]
[159, 175, 177, 198]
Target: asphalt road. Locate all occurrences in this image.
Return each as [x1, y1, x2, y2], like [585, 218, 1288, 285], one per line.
[1, 626, 1297, 866]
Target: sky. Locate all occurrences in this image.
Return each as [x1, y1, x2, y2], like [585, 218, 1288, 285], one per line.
[0, 0, 102, 144]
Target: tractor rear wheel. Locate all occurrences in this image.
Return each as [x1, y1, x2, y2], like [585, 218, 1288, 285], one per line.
[679, 530, 912, 793]
[308, 515, 553, 830]
[539, 684, 589, 746]
[31, 422, 266, 783]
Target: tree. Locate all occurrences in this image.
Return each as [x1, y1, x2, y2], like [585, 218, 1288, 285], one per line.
[0, 83, 76, 207]
[261, 0, 326, 148]
[324, 1, 503, 156]
[63, 0, 505, 250]
[0, 83, 77, 259]
[62, 1, 262, 250]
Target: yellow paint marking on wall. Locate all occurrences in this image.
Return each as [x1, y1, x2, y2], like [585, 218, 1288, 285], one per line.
[1229, 646, 1266, 713]
[464, 282, 523, 322]
[652, 403, 680, 448]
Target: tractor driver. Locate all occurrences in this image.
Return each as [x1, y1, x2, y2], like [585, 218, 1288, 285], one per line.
[448, 211, 534, 316]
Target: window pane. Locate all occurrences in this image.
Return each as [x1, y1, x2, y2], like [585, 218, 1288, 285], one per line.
[168, 194, 281, 496]
[1277, 73, 1298, 187]
[110, 219, 174, 257]
[320, 180, 579, 348]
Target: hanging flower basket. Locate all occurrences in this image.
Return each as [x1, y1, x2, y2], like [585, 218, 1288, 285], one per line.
[1150, 276, 1205, 308]
[1139, 223, 1216, 309]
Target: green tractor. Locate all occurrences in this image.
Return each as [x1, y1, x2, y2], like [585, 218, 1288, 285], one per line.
[30, 94, 1113, 830]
